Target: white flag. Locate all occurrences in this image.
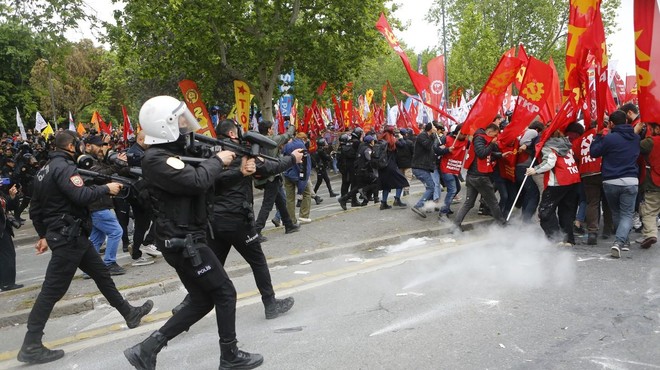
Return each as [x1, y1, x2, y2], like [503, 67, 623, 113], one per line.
[68, 111, 76, 131]
[16, 108, 27, 140]
[35, 111, 48, 132]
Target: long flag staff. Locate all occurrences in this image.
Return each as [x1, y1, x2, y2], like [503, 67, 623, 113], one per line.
[506, 156, 537, 222]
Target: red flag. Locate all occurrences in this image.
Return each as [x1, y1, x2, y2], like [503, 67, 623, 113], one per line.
[613, 72, 626, 103]
[97, 112, 111, 135]
[276, 107, 285, 134]
[460, 50, 523, 135]
[427, 55, 446, 119]
[500, 57, 554, 147]
[332, 95, 343, 128]
[407, 103, 420, 135]
[179, 79, 217, 137]
[535, 96, 579, 156]
[375, 13, 430, 96]
[634, 0, 660, 123]
[316, 81, 327, 96]
[514, 44, 529, 90]
[121, 106, 134, 142]
[582, 5, 611, 129]
[563, 0, 601, 100]
[625, 75, 638, 103]
[548, 57, 562, 115]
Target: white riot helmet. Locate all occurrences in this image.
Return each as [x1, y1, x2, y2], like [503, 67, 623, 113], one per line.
[139, 96, 201, 145]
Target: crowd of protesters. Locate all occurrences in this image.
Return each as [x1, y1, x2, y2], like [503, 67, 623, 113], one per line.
[1, 101, 659, 292]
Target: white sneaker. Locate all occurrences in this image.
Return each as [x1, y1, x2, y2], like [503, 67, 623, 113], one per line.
[132, 256, 155, 266]
[632, 212, 642, 229]
[140, 244, 162, 257]
[298, 217, 312, 224]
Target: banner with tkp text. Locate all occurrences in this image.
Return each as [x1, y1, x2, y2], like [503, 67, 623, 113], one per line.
[427, 55, 446, 120]
[634, 0, 660, 123]
[500, 57, 554, 147]
[233, 80, 251, 132]
[178, 79, 216, 137]
[460, 49, 522, 135]
[375, 13, 430, 97]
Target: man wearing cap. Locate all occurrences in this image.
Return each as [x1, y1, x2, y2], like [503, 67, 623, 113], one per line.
[84, 135, 127, 275]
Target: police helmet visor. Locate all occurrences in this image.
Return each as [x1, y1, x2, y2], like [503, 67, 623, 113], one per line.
[175, 103, 201, 135]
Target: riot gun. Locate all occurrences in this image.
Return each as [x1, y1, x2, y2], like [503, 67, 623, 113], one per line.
[77, 168, 143, 200]
[182, 132, 280, 163]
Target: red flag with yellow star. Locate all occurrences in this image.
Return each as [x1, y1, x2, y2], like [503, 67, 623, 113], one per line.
[563, 0, 601, 101]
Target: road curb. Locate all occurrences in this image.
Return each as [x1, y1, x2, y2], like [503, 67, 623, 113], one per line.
[0, 217, 492, 329]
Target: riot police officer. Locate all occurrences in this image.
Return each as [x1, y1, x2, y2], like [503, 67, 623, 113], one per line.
[17, 130, 153, 365]
[123, 96, 262, 370]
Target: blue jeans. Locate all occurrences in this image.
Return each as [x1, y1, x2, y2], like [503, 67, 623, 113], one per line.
[89, 209, 123, 265]
[412, 169, 435, 208]
[432, 169, 442, 201]
[440, 172, 457, 213]
[576, 182, 586, 223]
[602, 183, 638, 244]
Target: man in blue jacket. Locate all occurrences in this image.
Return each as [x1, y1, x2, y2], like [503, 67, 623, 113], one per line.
[590, 110, 640, 258]
[283, 133, 312, 224]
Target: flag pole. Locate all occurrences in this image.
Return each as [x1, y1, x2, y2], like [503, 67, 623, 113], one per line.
[506, 157, 537, 222]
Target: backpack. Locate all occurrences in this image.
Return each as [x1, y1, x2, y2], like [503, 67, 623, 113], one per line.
[371, 140, 389, 169]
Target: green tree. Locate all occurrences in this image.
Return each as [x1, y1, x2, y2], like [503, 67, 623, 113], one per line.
[427, 0, 620, 93]
[109, 0, 392, 121]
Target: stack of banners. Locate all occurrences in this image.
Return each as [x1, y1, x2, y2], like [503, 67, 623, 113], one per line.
[375, 13, 430, 97]
[563, 0, 600, 100]
[400, 90, 456, 125]
[178, 79, 216, 137]
[460, 49, 522, 135]
[634, 0, 660, 123]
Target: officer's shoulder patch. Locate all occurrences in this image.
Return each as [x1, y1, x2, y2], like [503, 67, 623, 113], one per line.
[70, 175, 84, 187]
[166, 157, 185, 170]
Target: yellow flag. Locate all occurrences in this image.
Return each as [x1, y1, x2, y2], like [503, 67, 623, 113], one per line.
[233, 80, 251, 132]
[77, 122, 86, 136]
[227, 105, 237, 119]
[90, 111, 100, 132]
[41, 123, 54, 138]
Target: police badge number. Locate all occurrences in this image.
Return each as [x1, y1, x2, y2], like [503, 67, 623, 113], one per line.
[70, 175, 84, 187]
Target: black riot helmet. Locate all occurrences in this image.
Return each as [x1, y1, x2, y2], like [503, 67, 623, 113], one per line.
[316, 138, 327, 147]
[351, 127, 364, 140]
[339, 133, 350, 143]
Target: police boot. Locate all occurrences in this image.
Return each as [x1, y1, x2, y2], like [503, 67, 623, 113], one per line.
[338, 196, 348, 211]
[587, 233, 598, 245]
[121, 300, 154, 329]
[17, 333, 65, 365]
[172, 294, 192, 315]
[219, 340, 264, 370]
[264, 297, 295, 319]
[393, 197, 407, 207]
[124, 330, 168, 370]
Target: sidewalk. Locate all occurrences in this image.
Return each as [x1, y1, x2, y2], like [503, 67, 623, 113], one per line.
[0, 191, 492, 328]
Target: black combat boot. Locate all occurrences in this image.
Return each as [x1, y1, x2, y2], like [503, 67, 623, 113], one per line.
[121, 300, 154, 329]
[314, 195, 323, 205]
[219, 340, 263, 370]
[338, 196, 348, 211]
[172, 294, 193, 315]
[264, 297, 295, 319]
[124, 330, 168, 370]
[393, 197, 407, 207]
[380, 202, 392, 210]
[17, 333, 65, 365]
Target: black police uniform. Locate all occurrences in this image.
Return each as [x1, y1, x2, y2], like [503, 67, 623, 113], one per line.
[19, 150, 151, 364]
[140, 142, 238, 339]
[207, 146, 296, 317]
[0, 190, 19, 290]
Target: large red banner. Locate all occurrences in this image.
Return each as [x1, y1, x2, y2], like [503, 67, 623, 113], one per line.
[563, 0, 601, 100]
[460, 50, 522, 135]
[427, 55, 446, 120]
[634, 0, 660, 123]
[613, 72, 626, 103]
[500, 57, 554, 147]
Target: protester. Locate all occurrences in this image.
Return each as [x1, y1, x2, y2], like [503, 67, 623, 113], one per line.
[410, 123, 439, 218]
[377, 126, 409, 209]
[637, 122, 660, 249]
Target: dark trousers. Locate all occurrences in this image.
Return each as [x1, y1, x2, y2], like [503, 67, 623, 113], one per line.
[207, 221, 275, 304]
[0, 231, 16, 287]
[114, 197, 131, 247]
[538, 183, 579, 243]
[515, 166, 540, 223]
[25, 235, 126, 343]
[341, 175, 379, 204]
[454, 174, 505, 225]
[129, 198, 154, 260]
[582, 174, 613, 234]
[255, 177, 294, 233]
[314, 168, 334, 194]
[159, 244, 237, 341]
